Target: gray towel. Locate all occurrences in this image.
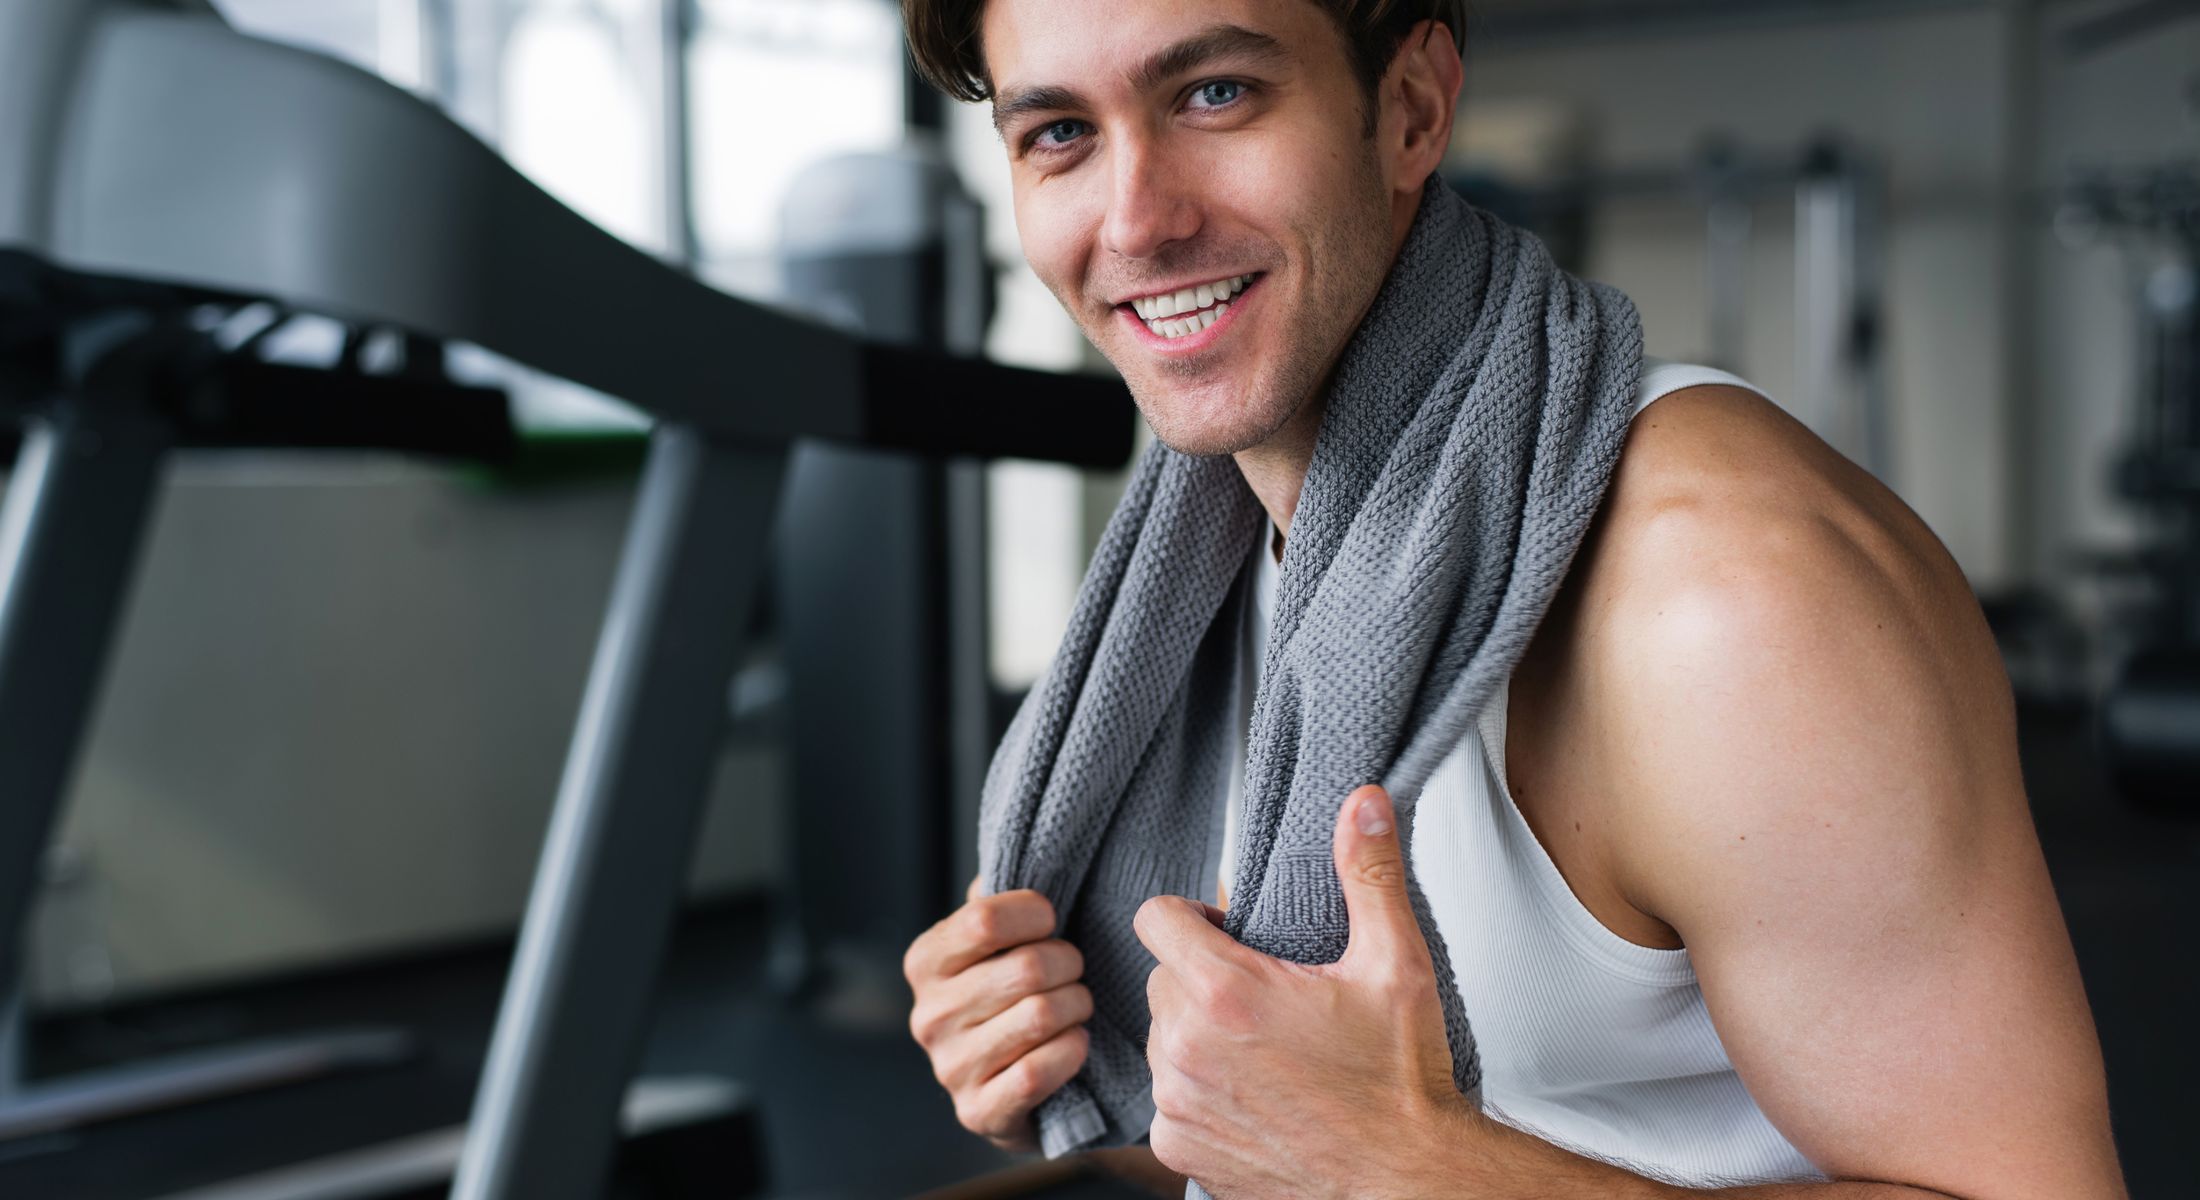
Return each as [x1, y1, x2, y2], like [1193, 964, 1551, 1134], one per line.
[976, 182, 1644, 1171]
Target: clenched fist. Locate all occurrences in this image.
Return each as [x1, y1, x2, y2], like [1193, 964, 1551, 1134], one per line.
[904, 879, 1093, 1151]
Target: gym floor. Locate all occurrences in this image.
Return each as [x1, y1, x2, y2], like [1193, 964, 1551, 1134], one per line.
[0, 906, 1156, 1199]
[1, 699, 2190, 1199]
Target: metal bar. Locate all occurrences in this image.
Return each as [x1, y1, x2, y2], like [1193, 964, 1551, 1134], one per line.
[2003, 0, 2046, 586]
[1702, 167, 1753, 375]
[159, 1077, 744, 1200]
[945, 460, 990, 903]
[658, 0, 699, 268]
[0, 989, 19, 1103]
[451, 425, 786, 1200]
[0, 1029, 411, 1142]
[1795, 155, 1860, 463]
[0, 413, 168, 1047]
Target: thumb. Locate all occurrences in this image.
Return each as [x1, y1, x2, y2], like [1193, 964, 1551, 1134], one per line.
[1334, 785, 1432, 976]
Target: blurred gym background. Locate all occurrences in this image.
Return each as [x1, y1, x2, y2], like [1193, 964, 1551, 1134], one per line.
[1, 1, 2194, 1197]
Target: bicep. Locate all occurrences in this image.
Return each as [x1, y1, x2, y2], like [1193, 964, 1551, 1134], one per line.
[1615, 569, 2121, 1197]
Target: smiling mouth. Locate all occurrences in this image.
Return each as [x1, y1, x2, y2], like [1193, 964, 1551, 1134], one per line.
[1122, 273, 1259, 340]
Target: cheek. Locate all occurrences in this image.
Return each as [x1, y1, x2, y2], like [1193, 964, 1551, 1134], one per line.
[1012, 179, 1101, 306]
[1204, 135, 1364, 273]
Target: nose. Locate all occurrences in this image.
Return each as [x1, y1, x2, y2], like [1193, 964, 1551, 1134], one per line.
[1099, 137, 1200, 261]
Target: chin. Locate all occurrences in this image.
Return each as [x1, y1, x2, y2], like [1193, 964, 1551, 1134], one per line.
[1129, 380, 1295, 458]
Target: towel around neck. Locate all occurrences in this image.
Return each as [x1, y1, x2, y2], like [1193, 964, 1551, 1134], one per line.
[976, 180, 1646, 1163]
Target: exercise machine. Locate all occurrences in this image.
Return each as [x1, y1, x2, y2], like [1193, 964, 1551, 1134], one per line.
[0, 0, 1133, 1194]
[2057, 159, 2200, 813]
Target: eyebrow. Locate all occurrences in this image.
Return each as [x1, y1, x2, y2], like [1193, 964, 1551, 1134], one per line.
[991, 24, 1292, 139]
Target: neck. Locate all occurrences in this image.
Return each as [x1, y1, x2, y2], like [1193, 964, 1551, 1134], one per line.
[1232, 393, 1326, 545]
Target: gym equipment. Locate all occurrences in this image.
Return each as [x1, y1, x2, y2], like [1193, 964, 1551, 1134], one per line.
[1446, 134, 1892, 479]
[149, 1078, 758, 1200]
[0, 1, 1133, 1197]
[2057, 160, 2200, 812]
[772, 144, 999, 1000]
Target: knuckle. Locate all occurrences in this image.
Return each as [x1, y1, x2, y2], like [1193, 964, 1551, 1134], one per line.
[1148, 1066, 1184, 1117]
[1369, 954, 1434, 999]
[1148, 1117, 1188, 1173]
[1367, 958, 1412, 995]
[1183, 966, 1230, 1011]
[1154, 1024, 1192, 1071]
[1007, 1056, 1050, 1108]
[1020, 994, 1058, 1041]
[931, 1042, 974, 1089]
[951, 1096, 990, 1137]
[1063, 982, 1095, 1022]
[1004, 946, 1049, 995]
[1131, 895, 1173, 940]
[1208, 991, 1256, 1034]
[964, 902, 1005, 948]
[1356, 857, 1406, 889]
[907, 1003, 937, 1047]
[1016, 889, 1058, 928]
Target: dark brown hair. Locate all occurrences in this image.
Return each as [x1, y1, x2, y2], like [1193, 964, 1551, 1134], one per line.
[902, 0, 1467, 106]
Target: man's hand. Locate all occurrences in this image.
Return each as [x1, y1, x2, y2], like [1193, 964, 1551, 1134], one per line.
[905, 879, 1093, 1152]
[1136, 785, 1475, 1198]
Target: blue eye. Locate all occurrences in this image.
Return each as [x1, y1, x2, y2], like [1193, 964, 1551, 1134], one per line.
[1190, 80, 1244, 109]
[1033, 119, 1088, 150]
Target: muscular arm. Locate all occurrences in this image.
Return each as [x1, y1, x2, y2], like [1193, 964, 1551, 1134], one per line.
[1091, 391, 2123, 1199]
[1471, 387, 2123, 1198]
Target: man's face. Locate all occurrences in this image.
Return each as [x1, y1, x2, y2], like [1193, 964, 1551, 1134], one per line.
[983, 0, 1405, 457]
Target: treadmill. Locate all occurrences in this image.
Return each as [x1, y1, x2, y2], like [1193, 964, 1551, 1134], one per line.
[0, 1, 1132, 1195]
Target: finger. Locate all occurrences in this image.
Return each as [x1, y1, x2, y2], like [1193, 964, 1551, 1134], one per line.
[963, 1025, 1090, 1139]
[1144, 961, 1181, 1026]
[1132, 895, 1255, 970]
[1333, 785, 1435, 977]
[908, 889, 1057, 981]
[966, 874, 985, 905]
[939, 938, 1085, 1030]
[937, 982, 1093, 1092]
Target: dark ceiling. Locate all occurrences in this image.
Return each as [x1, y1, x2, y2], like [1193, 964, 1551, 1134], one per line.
[1463, 0, 1991, 47]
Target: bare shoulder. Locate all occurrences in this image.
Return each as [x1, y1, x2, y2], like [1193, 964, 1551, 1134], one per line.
[1532, 385, 2125, 1196]
[1548, 382, 2025, 900]
[1594, 382, 1990, 669]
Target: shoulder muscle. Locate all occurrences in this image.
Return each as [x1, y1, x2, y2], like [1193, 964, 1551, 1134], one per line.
[1557, 385, 2121, 1196]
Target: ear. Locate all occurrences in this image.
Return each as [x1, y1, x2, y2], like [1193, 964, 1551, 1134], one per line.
[1380, 19, 1465, 196]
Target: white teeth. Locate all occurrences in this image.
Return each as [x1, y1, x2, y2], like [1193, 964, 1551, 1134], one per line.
[1130, 274, 1254, 337]
[1143, 303, 1226, 341]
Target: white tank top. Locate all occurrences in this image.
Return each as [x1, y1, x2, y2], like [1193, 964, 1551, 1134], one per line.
[1217, 360, 1823, 1186]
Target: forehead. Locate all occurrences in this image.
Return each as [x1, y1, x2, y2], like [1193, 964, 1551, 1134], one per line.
[982, 0, 1334, 95]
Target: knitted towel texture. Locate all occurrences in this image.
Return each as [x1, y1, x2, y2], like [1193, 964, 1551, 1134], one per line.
[976, 182, 1645, 1173]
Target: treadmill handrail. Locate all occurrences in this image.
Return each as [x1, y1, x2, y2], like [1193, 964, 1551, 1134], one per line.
[0, 0, 1132, 462]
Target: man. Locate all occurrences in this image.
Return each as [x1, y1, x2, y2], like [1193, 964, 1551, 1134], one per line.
[898, 1, 2126, 1196]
